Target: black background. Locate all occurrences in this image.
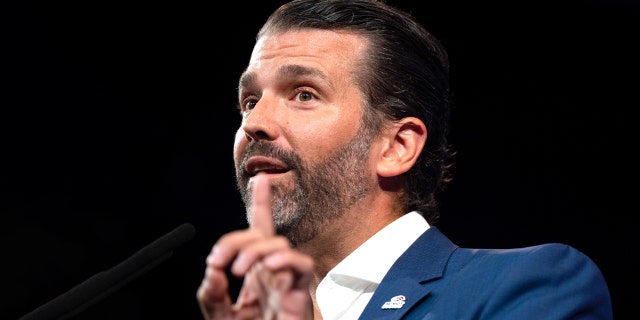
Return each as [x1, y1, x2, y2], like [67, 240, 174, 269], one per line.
[2, 0, 638, 319]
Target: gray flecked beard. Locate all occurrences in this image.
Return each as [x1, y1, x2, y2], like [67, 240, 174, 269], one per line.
[236, 131, 373, 247]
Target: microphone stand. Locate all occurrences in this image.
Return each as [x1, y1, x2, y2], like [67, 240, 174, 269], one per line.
[19, 223, 196, 320]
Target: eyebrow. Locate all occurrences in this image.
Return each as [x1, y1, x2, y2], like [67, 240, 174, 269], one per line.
[238, 64, 332, 92]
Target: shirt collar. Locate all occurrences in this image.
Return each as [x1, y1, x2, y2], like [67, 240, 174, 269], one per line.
[327, 211, 429, 285]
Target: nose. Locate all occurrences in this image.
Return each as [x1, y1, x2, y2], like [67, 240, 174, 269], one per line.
[242, 96, 279, 142]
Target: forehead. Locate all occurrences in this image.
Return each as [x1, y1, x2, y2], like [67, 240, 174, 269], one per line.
[246, 29, 368, 79]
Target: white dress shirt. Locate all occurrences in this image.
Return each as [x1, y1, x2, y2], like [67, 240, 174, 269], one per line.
[315, 211, 430, 320]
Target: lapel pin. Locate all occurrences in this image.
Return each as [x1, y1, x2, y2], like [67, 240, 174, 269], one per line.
[381, 295, 406, 309]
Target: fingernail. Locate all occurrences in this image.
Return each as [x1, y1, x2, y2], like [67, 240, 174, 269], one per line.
[206, 245, 221, 265]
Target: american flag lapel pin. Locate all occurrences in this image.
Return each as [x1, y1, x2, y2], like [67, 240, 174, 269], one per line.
[381, 295, 406, 309]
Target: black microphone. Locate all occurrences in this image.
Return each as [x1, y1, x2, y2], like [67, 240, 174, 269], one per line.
[19, 223, 196, 320]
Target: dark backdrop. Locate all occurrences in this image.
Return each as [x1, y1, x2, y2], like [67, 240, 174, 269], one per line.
[2, 0, 637, 319]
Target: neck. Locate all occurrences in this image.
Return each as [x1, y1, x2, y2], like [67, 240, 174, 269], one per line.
[300, 202, 404, 310]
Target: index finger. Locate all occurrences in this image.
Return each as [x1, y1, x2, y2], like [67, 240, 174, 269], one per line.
[249, 173, 275, 236]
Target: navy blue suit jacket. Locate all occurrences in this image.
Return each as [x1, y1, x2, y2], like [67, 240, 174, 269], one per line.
[358, 227, 612, 319]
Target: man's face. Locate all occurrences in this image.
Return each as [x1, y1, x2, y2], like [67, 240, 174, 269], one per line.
[233, 29, 377, 246]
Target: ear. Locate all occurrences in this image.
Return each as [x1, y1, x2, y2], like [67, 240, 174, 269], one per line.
[376, 117, 427, 178]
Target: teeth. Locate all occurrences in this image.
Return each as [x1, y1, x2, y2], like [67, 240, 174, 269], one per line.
[251, 164, 282, 175]
[254, 164, 277, 171]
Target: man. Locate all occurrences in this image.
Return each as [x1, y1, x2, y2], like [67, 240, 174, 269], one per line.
[197, 0, 613, 319]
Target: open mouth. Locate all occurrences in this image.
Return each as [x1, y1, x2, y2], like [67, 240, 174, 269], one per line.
[245, 156, 291, 177]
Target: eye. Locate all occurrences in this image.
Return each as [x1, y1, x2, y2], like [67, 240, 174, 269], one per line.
[294, 90, 316, 102]
[242, 98, 258, 112]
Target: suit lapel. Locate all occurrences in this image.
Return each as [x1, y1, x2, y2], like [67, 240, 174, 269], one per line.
[357, 227, 457, 320]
